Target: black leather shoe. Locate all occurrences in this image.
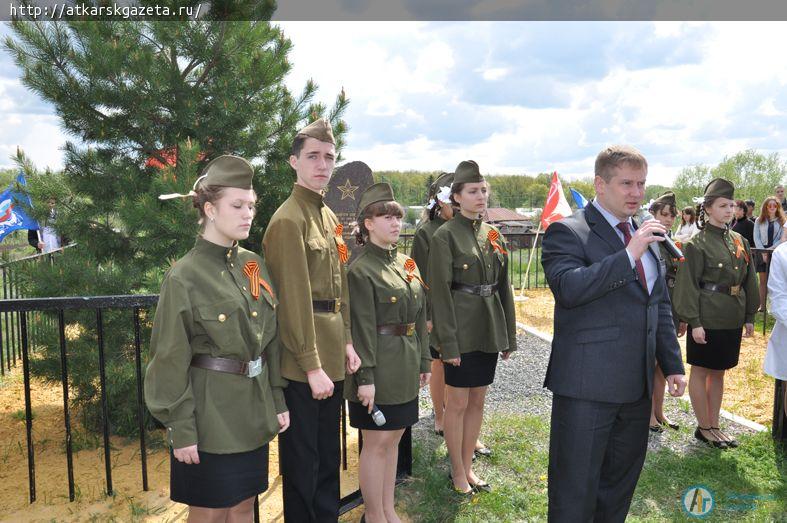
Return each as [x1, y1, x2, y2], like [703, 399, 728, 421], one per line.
[656, 415, 679, 430]
[695, 426, 728, 449]
[447, 472, 474, 496]
[469, 480, 492, 493]
[712, 427, 739, 448]
[474, 446, 492, 457]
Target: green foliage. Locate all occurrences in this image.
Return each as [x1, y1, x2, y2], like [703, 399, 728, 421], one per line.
[673, 151, 787, 210]
[374, 170, 568, 210]
[4, 18, 347, 436]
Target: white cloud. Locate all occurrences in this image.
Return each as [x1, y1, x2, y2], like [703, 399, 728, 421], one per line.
[3, 21, 787, 190]
[480, 67, 510, 81]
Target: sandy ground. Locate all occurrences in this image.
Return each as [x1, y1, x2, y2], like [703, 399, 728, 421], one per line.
[0, 367, 361, 522]
[516, 288, 775, 425]
[0, 289, 773, 521]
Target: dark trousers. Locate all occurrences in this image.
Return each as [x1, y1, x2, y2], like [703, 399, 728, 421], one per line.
[548, 393, 650, 523]
[774, 379, 787, 442]
[281, 379, 343, 523]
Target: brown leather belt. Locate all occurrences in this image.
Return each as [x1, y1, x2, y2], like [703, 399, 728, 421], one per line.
[451, 282, 498, 297]
[191, 354, 266, 378]
[700, 281, 741, 296]
[313, 299, 341, 313]
[377, 323, 416, 336]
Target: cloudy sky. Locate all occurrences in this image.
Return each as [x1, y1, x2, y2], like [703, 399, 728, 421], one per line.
[2, 21, 787, 185]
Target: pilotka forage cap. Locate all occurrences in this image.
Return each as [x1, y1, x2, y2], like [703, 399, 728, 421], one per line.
[297, 118, 335, 144]
[200, 155, 254, 189]
[431, 171, 454, 192]
[158, 155, 254, 200]
[703, 178, 735, 200]
[357, 182, 396, 219]
[653, 191, 677, 208]
[453, 160, 484, 184]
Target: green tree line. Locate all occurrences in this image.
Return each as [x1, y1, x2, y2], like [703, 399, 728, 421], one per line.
[374, 170, 673, 211]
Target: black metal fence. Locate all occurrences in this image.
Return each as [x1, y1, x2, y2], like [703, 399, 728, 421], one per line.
[0, 293, 398, 519]
[0, 245, 75, 376]
[398, 231, 548, 290]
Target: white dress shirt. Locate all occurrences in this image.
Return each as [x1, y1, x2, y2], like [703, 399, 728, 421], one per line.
[765, 242, 787, 380]
[592, 200, 659, 294]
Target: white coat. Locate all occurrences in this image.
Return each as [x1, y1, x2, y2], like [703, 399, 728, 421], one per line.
[764, 242, 787, 380]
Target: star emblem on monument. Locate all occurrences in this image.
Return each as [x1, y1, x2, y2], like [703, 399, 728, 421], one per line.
[338, 179, 359, 200]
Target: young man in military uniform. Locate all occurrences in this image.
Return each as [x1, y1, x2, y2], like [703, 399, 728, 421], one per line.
[263, 119, 361, 522]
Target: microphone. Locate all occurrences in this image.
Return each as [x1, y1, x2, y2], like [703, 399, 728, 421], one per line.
[641, 212, 684, 261]
[370, 405, 386, 426]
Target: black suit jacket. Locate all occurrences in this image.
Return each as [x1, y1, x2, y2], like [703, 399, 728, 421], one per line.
[541, 203, 684, 403]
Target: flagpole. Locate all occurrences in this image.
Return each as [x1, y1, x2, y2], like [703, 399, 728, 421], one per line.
[520, 223, 542, 297]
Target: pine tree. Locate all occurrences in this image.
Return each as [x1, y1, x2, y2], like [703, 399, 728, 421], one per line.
[5, 17, 348, 436]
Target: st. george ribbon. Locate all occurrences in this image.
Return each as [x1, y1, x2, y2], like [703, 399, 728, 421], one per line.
[641, 212, 685, 261]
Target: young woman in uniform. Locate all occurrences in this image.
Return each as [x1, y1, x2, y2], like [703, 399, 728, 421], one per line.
[346, 183, 431, 523]
[411, 173, 493, 462]
[647, 192, 683, 432]
[673, 178, 759, 449]
[428, 161, 517, 494]
[145, 155, 289, 521]
[411, 172, 454, 437]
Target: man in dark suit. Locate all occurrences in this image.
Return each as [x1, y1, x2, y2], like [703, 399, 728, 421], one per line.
[541, 145, 687, 522]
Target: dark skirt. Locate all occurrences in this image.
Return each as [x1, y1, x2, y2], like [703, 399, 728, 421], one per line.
[443, 350, 498, 388]
[170, 444, 269, 508]
[348, 397, 419, 430]
[754, 250, 770, 273]
[686, 327, 743, 370]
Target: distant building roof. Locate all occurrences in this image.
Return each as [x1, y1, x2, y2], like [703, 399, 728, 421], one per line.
[484, 207, 529, 222]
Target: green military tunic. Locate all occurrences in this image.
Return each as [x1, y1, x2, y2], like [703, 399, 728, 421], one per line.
[410, 215, 446, 348]
[144, 237, 287, 453]
[673, 224, 759, 329]
[428, 213, 517, 360]
[263, 184, 352, 383]
[659, 238, 683, 329]
[345, 243, 431, 405]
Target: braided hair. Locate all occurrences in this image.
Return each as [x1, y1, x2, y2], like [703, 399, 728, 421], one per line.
[696, 196, 721, 230]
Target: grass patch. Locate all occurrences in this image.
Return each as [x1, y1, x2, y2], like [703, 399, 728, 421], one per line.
[10, 408, 33, 421]
[400, 414, 549, 522]
[400, 413, 787, 521]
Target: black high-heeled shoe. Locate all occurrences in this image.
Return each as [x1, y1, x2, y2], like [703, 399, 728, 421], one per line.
[695, 426, 728, 449]
[447, 472, 474, 496]
[712, 427, 739, 448]
[656, 415, 679, 430]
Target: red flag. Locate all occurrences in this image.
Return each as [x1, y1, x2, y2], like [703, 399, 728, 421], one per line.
[540, 171, 572, 229]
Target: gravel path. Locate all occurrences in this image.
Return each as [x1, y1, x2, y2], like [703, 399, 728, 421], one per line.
[416, 331, 759, 454]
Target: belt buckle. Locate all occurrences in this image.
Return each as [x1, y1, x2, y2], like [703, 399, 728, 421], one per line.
[333, 299, 341, 314]
[730, 285, 741, 296]
[406, 324, 415, 336]
[246, 357, 262, 378]
[480, 286, 492, 297]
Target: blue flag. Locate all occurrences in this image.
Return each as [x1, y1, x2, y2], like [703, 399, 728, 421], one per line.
[569, 187, 589, 209]
[0, 172, 40, 243]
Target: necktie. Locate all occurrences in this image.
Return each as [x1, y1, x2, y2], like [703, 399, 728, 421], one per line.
[616, 222, 648, 292]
